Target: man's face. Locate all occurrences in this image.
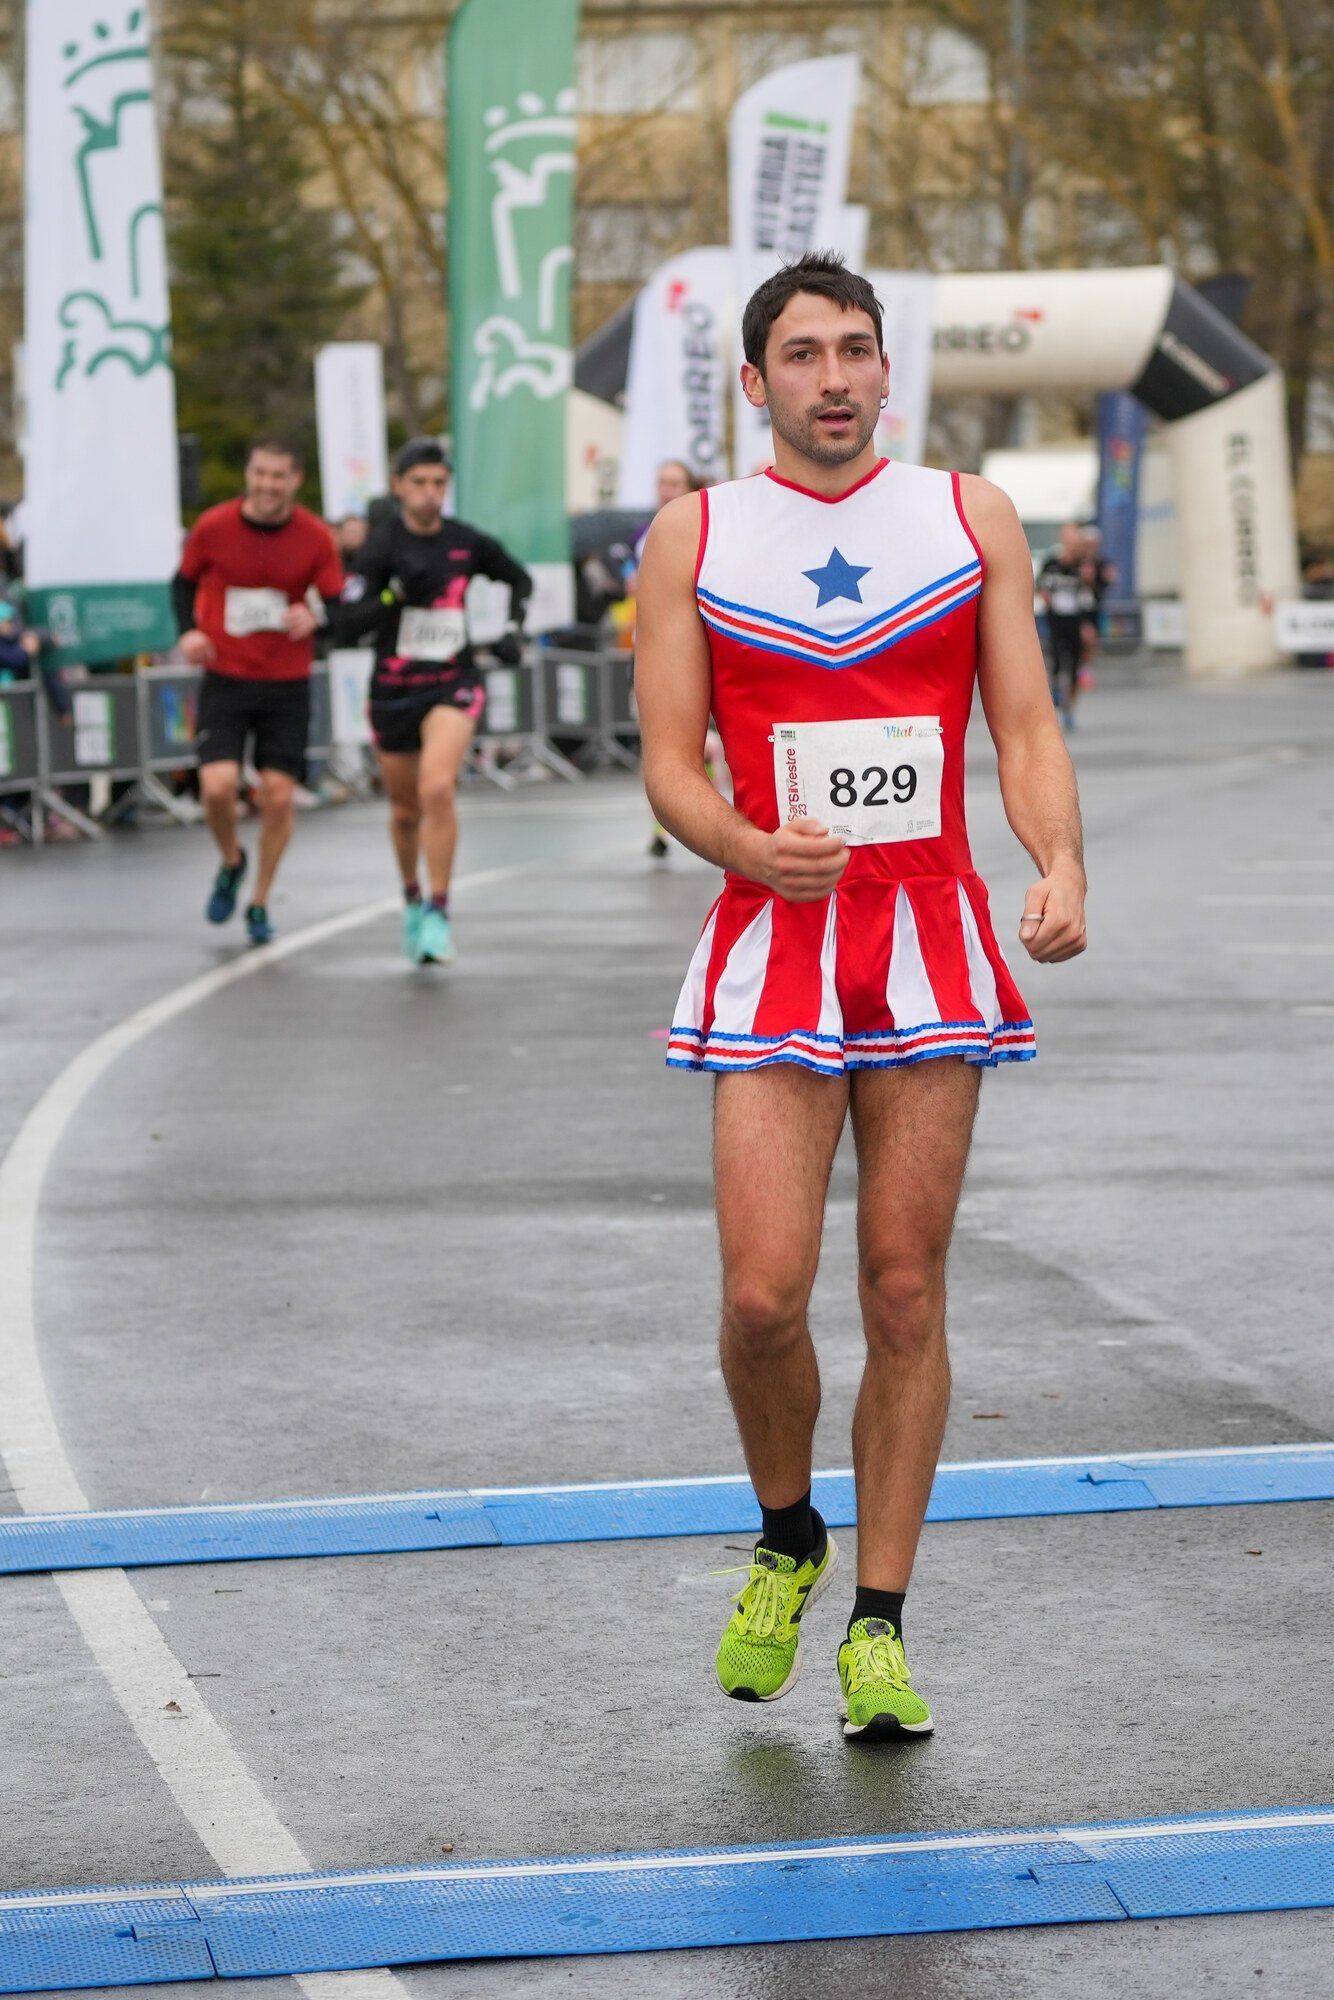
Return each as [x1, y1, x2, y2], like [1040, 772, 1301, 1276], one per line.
[394, 464, 448, 525]
[1059, 523, 1082, 561]
[338, 516, 369, 556]
[244, 450, 302, 520]
[656, 462, 692, 508]
[743, 294, 886, 467]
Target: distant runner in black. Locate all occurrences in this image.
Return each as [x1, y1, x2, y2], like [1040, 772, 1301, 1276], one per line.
[1036, 522, 1094, 731]
[338, 438, 531, 966]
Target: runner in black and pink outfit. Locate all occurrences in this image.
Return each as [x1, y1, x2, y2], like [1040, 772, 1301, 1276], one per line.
[338, 439, 531, 966]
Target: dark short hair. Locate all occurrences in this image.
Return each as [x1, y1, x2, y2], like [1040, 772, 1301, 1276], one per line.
[394, 437, 450, 477]
[247, 437, 304, 472]
[742, 252, 884, 372]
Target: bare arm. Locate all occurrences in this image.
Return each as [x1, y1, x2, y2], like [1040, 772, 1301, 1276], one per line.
[963, 474, 1087, 965]
[635, 495, 849, 902]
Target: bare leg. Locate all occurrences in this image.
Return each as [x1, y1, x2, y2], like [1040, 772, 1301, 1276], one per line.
[416, 704, 477, 898]
[376, 749, 422, 888]
[199, 761, 243, 866]
[848, 1057, 981, 1590]
[714, 1066, 849, 1509]
[252, 769, 296, 906]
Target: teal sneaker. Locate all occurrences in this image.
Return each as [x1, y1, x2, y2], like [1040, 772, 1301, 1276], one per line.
[205, 852, 247, 924]
[244, 903, 274, 947]
[402, 901, 425, 964]
[715, 1531, 838, 1701]
[838, 1618, 934, 1740]
[417, 906, 454, 964]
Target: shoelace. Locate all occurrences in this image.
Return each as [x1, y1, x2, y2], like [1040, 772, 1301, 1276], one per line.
[714, 1562, 794, 1640]
[844, 1630, 912, 1694]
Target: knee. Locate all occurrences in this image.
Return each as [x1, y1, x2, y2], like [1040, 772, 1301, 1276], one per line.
[860, 1255, 946, 1358]
[419, 774, 457, 819]
[199, 766, 235, 807]
[723, 1276, 809, 1359]
[259, 777, 295, 824]
[389, 799, 418, 836]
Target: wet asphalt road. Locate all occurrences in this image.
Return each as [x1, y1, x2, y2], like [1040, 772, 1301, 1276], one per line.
[3, 662, 1332, 1997]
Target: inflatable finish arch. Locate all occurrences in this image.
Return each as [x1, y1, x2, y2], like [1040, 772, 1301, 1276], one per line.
[929, 267, 1299, 677]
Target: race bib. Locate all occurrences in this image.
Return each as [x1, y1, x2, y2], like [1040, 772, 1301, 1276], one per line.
[396, 606, 466, 662]
[1048, 580, 1084, 618]
[772, 716, 944, 847]
[223, 587, 289, 638]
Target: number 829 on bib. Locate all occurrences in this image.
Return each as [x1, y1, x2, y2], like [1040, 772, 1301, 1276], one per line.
[772, 716, 945, 847]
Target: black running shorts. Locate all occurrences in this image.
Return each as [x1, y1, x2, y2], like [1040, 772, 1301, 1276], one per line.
[369, 674, 486, 755]
[195, 672, 311, 780]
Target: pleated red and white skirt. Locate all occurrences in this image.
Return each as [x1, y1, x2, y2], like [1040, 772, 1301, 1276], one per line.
[667, 871, 1035, 1076]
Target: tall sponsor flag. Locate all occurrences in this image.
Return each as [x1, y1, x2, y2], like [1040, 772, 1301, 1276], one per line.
[868, 270, 936, 467]
[1095, 390, 1146, 604]
[617, 247, 730, 508]
[315, 344, 389, 522]
[24, 0, 180, 665]
[728, 55, 861, 475]
[447, 0, 577, 632]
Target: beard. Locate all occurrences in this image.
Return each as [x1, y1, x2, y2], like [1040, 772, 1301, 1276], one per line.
[766, 394, 880, 467]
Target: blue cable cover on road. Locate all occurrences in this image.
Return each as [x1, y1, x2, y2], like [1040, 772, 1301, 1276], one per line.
[0, 1444, 1329, 1574]
[2, 1808, 1331, 1990]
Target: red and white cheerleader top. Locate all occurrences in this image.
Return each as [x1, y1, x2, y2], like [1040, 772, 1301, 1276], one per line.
[668, 457, 1035, 1075]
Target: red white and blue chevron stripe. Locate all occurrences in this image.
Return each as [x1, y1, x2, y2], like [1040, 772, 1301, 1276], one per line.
[697, 558, 983, 671]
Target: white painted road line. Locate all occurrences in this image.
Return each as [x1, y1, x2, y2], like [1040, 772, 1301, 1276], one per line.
[0, 871, 526, 1997]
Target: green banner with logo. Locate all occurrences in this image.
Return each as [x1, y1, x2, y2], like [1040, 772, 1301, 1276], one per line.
[23, 0, 182, 665]
[447, 0, 577, 632]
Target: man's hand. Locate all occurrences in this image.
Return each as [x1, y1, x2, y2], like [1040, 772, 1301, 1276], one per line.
[284, 600, 318, 641]
[749, 818, 850, 903]
[1018, 861, 1087, 963]
[179, 628, 215, 668]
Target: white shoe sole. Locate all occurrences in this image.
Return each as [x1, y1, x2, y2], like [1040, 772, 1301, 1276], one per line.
[717, 1533, 840, 1703]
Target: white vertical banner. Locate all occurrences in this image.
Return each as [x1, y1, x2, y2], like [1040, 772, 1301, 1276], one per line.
[831, 204, 869, 271]
[314, 343, 389, 521]
[616, 246, 731, 507]
[729, 55, 861, 476]
[868, 270, 937, 466]
[1168, 371, 1300, 677]
[24, 0, 181, 664]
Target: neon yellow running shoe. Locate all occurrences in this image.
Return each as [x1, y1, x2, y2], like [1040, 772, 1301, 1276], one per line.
[838, 1617, 934, 1740]
[715, 1532, 838, 1702]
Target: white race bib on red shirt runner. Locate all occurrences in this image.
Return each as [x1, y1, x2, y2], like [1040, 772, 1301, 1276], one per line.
[223, 587, 289, 637]
[396, 606, 466, 662]
[772, 716, 944, 847]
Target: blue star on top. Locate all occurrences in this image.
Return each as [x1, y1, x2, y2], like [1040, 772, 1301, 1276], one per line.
[803, 546, 872, 608]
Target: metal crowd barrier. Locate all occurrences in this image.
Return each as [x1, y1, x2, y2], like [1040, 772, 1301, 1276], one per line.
[0, 649, 643, 843]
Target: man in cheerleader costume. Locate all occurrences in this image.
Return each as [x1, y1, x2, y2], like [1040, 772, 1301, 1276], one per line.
[636, 252, 1086, 1743]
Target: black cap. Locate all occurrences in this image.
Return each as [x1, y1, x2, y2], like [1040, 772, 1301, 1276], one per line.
[394, 437, 450, 477]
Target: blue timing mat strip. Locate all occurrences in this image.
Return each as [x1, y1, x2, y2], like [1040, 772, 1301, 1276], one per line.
[2, 1807, 1331, 1989]
[1, 1443, 1330, 1574]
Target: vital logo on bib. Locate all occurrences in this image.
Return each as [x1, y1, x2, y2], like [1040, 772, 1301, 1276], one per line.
[773, 716, 944, 846]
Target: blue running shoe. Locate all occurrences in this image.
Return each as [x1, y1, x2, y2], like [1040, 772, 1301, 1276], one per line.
[245, 903, 274, 946]
[417, 906, 454, 964]
[206, 852, 247, 924]
[402, 901, 425, 964]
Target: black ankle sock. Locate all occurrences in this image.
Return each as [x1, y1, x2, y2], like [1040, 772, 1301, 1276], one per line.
[849, 1586, 905, 1640]
[404, 882, 421, 904]
[759, 1490, 819, 1563]
[430, 893, 449, 914]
